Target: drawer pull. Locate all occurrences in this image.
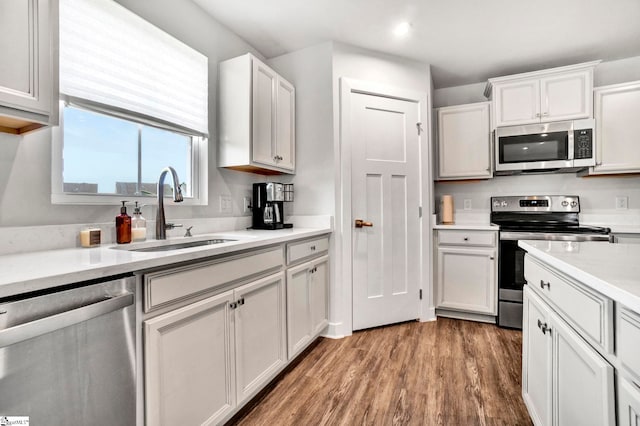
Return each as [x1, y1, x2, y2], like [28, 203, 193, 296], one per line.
[537, 319, 551, 335]
[310, 245, 316, 251]
[463, 237, 469, 241]
[540, 280, 551, 290]
[229, 302, 238, 309]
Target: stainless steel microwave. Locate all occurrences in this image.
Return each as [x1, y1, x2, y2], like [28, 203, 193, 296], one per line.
[494, 119, 595, 175]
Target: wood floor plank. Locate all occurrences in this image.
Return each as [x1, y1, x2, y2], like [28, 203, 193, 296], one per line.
[229, 318, 532, 426]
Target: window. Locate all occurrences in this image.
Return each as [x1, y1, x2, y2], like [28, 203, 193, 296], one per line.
[52, 0, 208, 205]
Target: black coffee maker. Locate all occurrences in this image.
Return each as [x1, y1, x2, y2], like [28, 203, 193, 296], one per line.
[252, 182, 291, 229]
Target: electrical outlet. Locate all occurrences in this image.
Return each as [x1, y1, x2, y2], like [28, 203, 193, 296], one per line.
[463, 199, 472, 210]
[243, 196, 252, 213]
[219, 195, 232, 214]
[616, 196, 629, 210]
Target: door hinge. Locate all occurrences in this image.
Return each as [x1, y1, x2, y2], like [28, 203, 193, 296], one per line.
[416, 122, 424, 135]
[419, 289, 423, 300]
[419, 206, 422, 218]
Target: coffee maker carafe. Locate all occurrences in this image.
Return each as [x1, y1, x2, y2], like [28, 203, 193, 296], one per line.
[252, 183, 285, 229]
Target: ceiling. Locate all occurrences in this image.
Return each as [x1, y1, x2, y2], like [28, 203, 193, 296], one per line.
[192, 0, 640, 88]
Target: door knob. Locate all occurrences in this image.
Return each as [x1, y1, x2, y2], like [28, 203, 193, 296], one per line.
[355, 219, 373, 228]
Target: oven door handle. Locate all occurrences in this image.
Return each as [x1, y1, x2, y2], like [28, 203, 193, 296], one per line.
[0, 292, 134, 349]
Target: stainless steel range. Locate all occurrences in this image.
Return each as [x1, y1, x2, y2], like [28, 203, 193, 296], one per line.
[491, 195, 611, 329]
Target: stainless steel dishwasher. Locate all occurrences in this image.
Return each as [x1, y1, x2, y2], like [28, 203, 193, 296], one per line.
[0, 275, 136, 425]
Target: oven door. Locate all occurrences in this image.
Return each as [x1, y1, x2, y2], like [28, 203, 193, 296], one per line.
[497, 239, 527, 329]
[495, 122, 574, 172]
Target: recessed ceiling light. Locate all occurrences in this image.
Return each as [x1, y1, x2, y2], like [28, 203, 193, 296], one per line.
[393, 22, 411, 38]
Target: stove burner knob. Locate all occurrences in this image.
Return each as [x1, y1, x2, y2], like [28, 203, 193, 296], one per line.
[561, 200, 569, 207]
[570, 201, 578, 207]
[493, 200, 501, 208]
[501, 201, 508, 207]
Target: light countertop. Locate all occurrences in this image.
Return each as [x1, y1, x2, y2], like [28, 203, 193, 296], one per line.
[0, 227, 331, 299]
[433, 223, 499, 231]
[519, 240, 640, 313]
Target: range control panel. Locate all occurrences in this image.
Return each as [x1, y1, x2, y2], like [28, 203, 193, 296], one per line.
[491, 195, 580, 212]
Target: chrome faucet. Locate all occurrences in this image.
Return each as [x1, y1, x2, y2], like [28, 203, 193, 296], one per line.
[155, 166, 184, 240]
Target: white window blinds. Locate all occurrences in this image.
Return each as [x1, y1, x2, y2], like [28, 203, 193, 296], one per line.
[60, 0, 209, 136]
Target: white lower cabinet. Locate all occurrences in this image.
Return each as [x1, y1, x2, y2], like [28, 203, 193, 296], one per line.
[435, 230, 497, 317]
[144, 290, 236, 426]
[286, 255, 329, 359]
[619, 379, 640, 426]
[522, 286, 615, 426]
[144, 272, 286, 426]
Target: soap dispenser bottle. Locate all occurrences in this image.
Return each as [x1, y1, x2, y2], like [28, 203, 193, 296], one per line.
[131, 202, 147, 242]
[116, 201, 132, 244]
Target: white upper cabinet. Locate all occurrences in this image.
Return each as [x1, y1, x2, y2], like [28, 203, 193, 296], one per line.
[488, 61, 599, 128]
[219, 53, 295, 174]
[590, 81, 640, 175]
[436, 102, 492, 180]
[0, 0, 58, 134]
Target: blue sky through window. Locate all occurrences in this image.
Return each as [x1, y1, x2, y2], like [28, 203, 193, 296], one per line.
[63, 106, 191, 196]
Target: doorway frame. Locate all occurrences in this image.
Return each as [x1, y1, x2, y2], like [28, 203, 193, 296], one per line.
[337, 77, 435, 336]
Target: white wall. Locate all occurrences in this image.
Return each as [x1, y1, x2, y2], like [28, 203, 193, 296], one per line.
[267, 43, 335, 217]
[0, 0, 264, 226]
[433, 55, 640, 223]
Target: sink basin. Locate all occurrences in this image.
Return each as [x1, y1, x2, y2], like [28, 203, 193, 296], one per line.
[126, 238, 237, 252]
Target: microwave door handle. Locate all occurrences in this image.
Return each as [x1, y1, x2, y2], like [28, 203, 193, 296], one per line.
[567, 131, 574, 160]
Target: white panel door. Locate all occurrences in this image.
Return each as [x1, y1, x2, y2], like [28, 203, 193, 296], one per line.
[551, 309, 615, 426]
[252, 59, 276, 167]
[593, 82, 640, 174]
[436, 247, 496, 314]
[351, 92, 421, 330]
[540, 70, 591, 122]
[494, 79, 540, 127]
[286, 262, 312, 358]
[144, 290, 236, 426]
[234, 272, 287, 405]
[0, 0, 52, 115]
[619, 379, 640, 426]
[275, 77, 295, 171]
[522, 286, 552, 426]
[310, 255, 329, 335]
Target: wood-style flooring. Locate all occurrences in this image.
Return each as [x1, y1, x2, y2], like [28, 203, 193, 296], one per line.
[229, 318, 532, 426]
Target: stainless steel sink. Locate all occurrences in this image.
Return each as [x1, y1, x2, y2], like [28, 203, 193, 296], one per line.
[127, 238, 236, 252]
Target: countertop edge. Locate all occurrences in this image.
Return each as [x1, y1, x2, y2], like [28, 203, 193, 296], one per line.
[0, 228, 332, 299]
[519, 240, 640, 314]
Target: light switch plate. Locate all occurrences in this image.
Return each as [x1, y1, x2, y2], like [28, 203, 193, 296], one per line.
[463, 199, 472, 210]
[219, 195, 232, 214]
[243, 196, 251, 213]
[616, 196, 628, 210]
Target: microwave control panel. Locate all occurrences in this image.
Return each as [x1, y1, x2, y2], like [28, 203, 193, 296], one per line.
[574, 129, 593, 159]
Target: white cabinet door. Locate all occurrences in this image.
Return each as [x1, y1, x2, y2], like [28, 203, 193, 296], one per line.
[592, 81, 640, 174]
[551, 309, 615, 426]
[436, 246, 497, 314]
[310, 255, 329, 335]
[286, 262, 312, 359]
[522, 286, 552, 426]
[144, 291, 236, 426]
[436, 102, 492, 180]
[252, 59, 277, 168]
[275, 77, 295, 171]
[619, 379, 640, 426]
[540, 70, 592, 123]
[234, 272, 287, 405]
[493, 79, 540, 127]
[0, 0, 56, 132]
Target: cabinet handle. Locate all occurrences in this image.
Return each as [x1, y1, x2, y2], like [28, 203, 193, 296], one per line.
[310, 245, 316, 251]
[542, 112, 549, 116]
[537, 319, 551, 335]
[463, 237, 469, 241]
[535, 113, 541, 118]
[540, 280, 551, 290]
[237, 298, 245, 306]
[489, 256, 494, 260]
[229, 302, 237, 309]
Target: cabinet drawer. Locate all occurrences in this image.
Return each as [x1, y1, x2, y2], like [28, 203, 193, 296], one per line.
[287, 236, 329, 264]
[619, 307, 640, 385]
[524, 255, 613, 353]
[145, 247, 283, 312]
[437, 230, 496, 247]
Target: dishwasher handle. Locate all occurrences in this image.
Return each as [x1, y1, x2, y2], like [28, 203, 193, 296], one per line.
[0, 292, 134, 349]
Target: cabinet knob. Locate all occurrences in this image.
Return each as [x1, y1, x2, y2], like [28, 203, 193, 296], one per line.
[229, 302, 237, 309]
[537, 319, 550, 335]
[535, 113, 541, 118]
[463, 237, 469, 241]
[310, 245, 316, 251]
[489, 256, 494, 260]
[542, 112, 549, 116]
[540, 280, 551, 290]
